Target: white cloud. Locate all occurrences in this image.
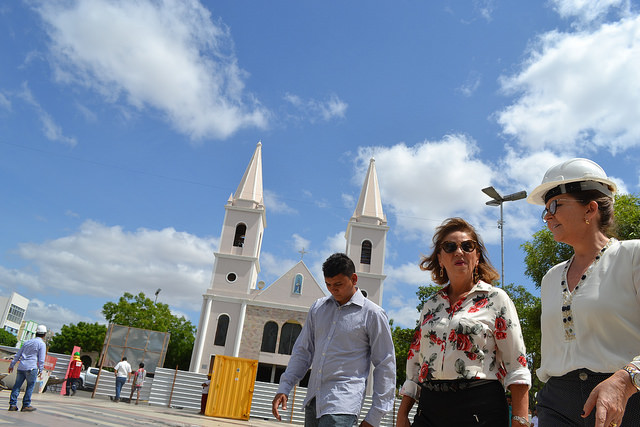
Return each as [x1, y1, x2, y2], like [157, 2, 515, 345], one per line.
[283, 92, 348, 122]
[34, 0, 267, 140]
[0, 92, 10, 110]
[18, 82, 77, 146]
[497, 15, 640, 155]
[386, 295, 420, 328]
[0, 220, 218, 314]
[356, 135, 498, 242]
[291, 233, 311, 254]
[457, 71, 482, 97]
[263, 189, 297, 214]
[551, 0, 630, 24]
[25, 299, 98, 335]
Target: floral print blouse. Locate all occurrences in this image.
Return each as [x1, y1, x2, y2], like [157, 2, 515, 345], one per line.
[400, 281, 531, 400]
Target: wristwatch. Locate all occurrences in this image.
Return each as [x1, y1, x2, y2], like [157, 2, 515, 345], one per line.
[622, 365, 640, 392]
[512, 415, 532, 426]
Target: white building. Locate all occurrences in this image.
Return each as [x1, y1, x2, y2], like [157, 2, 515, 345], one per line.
[189, 142, 389, 388]
[0, 292, 29, 336]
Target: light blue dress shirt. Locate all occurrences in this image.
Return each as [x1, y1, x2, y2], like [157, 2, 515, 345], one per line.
[277, 289, 396, 426]
[10, 337, 46, 372]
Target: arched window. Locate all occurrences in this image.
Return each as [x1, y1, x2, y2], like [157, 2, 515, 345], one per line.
[261, 321, 278, 353]
[233, 224, 247, 247]
[214, 314, 229, 346]
[360, 240, 372, 264]
[278, 322, 302, 355]
[292, 274, 303, 295]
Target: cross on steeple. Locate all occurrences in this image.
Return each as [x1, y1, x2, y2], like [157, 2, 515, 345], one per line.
[298, 247, 309, 260]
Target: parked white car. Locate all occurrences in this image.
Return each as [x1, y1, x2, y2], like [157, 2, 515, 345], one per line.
[80, 367, 107, 390]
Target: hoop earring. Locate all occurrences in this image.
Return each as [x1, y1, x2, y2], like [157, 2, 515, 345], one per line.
[439, 267, 444, 277]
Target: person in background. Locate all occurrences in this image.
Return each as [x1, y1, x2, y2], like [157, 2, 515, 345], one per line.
[66, 352, 83, 396]
[113, 356, 131, 402]
[128, 362, 146, 405]
[272, 252, 396, 427]
[397, 218, 531, 427]
[528, 158, 640, 427]
[199, 374, 211, 415]
[8, 324, 48, 412]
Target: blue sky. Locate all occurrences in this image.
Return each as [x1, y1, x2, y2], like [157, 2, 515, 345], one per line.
[2, 0, 640, 334]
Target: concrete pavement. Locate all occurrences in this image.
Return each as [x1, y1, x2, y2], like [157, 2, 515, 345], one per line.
[0, 389, 282, 427]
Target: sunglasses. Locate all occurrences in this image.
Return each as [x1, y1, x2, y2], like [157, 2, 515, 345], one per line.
[441, 240, 477, 253]
[541, 198, 584, 221]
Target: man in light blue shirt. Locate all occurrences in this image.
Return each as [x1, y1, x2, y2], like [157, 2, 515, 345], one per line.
[272, 253, 396, 427]
[8, 324, 48, 412]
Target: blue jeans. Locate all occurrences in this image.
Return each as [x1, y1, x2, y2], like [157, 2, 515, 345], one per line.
[9, 368, 37, 408]
[115, 376, 127, 399]
[304, 397, 358, 427]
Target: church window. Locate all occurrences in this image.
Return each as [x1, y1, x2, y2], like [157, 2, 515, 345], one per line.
[214, 314, 229, 346]
[226, 272, 237, 283]
[360, 289, 368, 298]
[261, 321, 278, 353]
[292, 274, 303, 295]
[360, 240, 372, 264]
[233, 223, 247, 247]
[278, 322, 302, 355]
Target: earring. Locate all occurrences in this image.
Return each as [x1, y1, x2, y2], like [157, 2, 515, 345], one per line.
[473, 266, 479, 283]
[585, 218, 590, 225]
[439, 266, 444, 277]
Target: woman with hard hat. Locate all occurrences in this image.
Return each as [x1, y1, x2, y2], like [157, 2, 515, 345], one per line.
[528, 158, 640, 427]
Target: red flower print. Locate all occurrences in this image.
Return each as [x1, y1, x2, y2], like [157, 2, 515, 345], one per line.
[518, 355, 527, 367]
[422, 313, 434, 325]
[495, 331, 507, 340]
[448, 330, 456, 342]
[496, 365, 507, 381]
[410, 330, 421, 350]
[466, 351, 477, 360]
[407, 349, 415, 360]
[468, 297, 489, 313]
[495, 317, 507, 331]
[418, 363, 429, 382]
[430, 332, 440, 344]
[456, 333, 473, 352]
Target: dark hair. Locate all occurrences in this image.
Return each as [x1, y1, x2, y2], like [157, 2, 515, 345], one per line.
[35, 332, 46, 338]
[420, 217, 499, 285]
[569, 190, 616, 236]
[122, 357, 127, 361]
[139, 363, 144, 368]
[322, 253, 356, 278]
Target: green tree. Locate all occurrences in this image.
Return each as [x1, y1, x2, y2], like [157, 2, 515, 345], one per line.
[415, 284, 441, 312]
[0, 329, 18, 346]
[389, 319, 417, 390]
[102, 292, 196, 370]
[613, 193, 640, 240]
[48, 322, 107, 354]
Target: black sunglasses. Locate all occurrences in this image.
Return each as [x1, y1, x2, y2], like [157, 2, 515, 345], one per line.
[541, 198, 584, 221]
[441, 240, 477, 253]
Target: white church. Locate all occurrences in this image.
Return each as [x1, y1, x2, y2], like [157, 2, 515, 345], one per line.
[189, 142, 389, 386]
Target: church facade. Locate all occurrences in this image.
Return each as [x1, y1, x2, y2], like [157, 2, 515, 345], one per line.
[189, 142, 389, 386]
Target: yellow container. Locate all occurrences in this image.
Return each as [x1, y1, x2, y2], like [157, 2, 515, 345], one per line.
[205, 355, 258, 420]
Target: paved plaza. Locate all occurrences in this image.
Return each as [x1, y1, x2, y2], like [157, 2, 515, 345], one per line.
[0, 389, 280, 427]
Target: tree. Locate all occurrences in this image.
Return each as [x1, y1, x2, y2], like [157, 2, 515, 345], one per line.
[102, 292, 196, 370]
[48, 322, 107, 354]
[0, 329, 18, 346]
[389, 319, 417, 390]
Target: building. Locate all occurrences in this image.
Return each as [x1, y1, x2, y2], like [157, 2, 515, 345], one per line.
[16, 320, 39, 348]
[0, 292, 29, 336]
[189, 142, 388, 388]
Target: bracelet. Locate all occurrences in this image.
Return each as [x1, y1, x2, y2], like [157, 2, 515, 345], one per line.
[512, 415, 532, 426]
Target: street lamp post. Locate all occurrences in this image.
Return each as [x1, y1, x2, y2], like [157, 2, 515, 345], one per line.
[154, 288, 161, 304]
[481, 186, 527, 286]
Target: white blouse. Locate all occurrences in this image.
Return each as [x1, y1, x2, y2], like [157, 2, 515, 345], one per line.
[400, 281, 531, 400]
[537, 238, 640, 382]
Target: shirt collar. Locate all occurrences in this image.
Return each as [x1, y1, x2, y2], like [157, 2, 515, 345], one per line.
[326, 288, 366, 307]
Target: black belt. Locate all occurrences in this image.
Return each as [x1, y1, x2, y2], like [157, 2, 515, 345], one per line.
[556, 369, 613, 382]
[421, 379, 496, 392]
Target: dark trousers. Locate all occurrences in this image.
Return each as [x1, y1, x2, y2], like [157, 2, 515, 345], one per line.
[538, 369, 640, 426]
[412, 380, 509, 426]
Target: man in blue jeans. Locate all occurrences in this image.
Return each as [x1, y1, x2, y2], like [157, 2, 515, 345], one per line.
[113, 356, 131, 402]
[8, 324, 47, 412]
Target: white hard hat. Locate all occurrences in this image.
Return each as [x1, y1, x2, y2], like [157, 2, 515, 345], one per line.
[36, 324, 47, 334]
[527, 158, 617, 206]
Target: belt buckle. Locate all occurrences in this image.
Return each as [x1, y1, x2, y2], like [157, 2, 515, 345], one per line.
[579, 372, 588, 381]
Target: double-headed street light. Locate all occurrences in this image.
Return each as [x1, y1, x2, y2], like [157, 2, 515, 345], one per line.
[482, 186, 527, 287]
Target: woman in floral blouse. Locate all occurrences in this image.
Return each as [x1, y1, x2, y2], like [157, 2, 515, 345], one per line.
[397, 217, 531, 427]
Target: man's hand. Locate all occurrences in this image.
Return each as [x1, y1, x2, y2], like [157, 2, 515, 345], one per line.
[272, 393, 288, 421]
[8, 366, 13, 374]
[582, 369, 636, 427]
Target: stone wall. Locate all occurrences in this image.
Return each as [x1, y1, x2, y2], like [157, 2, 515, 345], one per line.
[240, 305, 307, 359]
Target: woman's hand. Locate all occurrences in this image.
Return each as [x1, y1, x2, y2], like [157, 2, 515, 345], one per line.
[582, 370, 637, 427]
[396, 395, 415, 427]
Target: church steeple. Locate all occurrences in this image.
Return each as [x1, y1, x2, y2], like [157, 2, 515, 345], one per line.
[232, 141, 263, 208]
[351, 158, 386, 225]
